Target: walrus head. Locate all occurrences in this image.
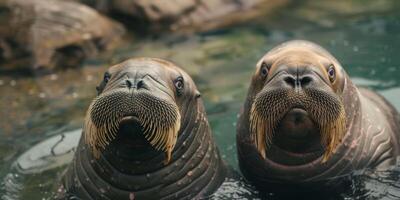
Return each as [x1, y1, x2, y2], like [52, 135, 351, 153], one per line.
[84, 58, 200, 164]
[248, 40, 347, 162]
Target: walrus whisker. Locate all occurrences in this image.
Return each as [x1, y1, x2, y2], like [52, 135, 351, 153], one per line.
[84, 90, 181, 163]
[303, 89, 347, 162]
[250, 106, 268, 159]
[321, 106, 346, 162]
[250, 88, 346, 162]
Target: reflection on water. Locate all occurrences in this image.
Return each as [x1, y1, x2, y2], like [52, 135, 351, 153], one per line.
[1, 0, 400, 199]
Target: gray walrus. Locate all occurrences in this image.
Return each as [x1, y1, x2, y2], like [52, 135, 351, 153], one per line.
[236, 40, 400, 194]
[58, 58, 226, 199]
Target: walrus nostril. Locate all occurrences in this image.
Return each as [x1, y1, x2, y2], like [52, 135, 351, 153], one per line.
[300, 76, 312, 87]
[137, 80, 144, 89]
[126, 79, 133, 88]
[284, 76, 296, 88]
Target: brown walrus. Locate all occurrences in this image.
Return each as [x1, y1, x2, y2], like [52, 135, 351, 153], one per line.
[58, 58, 226, 199]
[236, 40, 400, 194]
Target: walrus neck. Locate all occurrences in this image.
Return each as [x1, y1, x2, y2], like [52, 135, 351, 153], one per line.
[341, 77, 361, 136]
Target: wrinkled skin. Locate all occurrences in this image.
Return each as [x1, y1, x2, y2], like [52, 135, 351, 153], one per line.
[236, 40, 400, 195]
[58, 58, 226, 199]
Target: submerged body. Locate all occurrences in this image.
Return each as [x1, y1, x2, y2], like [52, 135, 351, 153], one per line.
[58, 58, 226, 199]
[236, 40, 400, 193]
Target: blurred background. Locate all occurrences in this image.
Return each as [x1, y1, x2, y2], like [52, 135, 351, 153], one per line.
[0, 0, 400, 199]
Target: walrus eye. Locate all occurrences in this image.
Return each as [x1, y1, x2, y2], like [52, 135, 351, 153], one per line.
[103, 72, 111, 83]
[260, 62, 269, 77]
[174, 76, 184, 94]
[328, 65, 336, 82]
[96, 72, 111, 95]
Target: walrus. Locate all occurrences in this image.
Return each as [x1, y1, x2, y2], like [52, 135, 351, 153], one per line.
[58, 58, 226, 199]
[236, 40, 400, 194]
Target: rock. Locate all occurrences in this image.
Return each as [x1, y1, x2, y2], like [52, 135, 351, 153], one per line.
[285, 0, 400, 28]
[82, 0, 290, 32]
[14, 129, 81, 174]
[0, 0, 125, 70]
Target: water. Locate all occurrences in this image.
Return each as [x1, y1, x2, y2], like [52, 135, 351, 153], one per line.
[1, 0, 400, 199]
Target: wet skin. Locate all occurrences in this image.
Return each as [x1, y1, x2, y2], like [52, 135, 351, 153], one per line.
[236, 40, 400, 195]
[59, 58, 226, 200]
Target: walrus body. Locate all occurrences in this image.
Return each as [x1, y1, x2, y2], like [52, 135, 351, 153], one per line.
[236, 40, 400, 193]
[59, 58, 226, 199]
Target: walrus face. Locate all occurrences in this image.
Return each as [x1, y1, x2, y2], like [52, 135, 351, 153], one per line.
[84, 58, 200, 164]
[249, 40, 346, 162]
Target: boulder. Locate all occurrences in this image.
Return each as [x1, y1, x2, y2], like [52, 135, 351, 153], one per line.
[82, 0, 290, 32]
[0, 0, 125, 70]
